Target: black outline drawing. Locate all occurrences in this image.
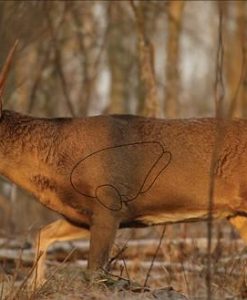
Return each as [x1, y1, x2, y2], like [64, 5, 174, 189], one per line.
[70, 141, 172, 211]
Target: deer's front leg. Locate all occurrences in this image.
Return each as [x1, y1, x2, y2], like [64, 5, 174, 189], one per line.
[88, 211, 119, 275]
[88, 185, 122, 276]
[30, 219, 90, 290]
[88, 185, 122, 278]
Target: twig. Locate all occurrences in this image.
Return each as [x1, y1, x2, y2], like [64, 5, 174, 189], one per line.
[106, 240, 131, 281]
[143, 225, 166, 288]
[181, 260, 190, 297]
[107, 243, 128, 268]
[102, 268, 131, 284]
[121, 253, 130, 281]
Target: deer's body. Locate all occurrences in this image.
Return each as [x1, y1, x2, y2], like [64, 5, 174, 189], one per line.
[1, 109, 247, 287]
[1, 110, 247, 226]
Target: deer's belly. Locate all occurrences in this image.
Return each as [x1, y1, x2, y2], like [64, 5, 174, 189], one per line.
[135, 210, 233, 226]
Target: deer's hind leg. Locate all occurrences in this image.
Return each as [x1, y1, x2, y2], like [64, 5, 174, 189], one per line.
[229, 216, 247, 242]
[30, 219, 90, 290]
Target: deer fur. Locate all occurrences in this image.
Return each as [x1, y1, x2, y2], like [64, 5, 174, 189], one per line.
[1, 44, 247, 289]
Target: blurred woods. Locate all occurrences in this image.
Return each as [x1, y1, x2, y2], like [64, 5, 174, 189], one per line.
[0, 0, 246, 236]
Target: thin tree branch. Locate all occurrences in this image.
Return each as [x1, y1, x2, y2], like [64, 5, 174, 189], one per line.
[206, 6, 225, 300]
[143, 225, 166, 288]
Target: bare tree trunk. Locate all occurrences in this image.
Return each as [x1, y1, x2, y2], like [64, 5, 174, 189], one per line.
[226, 1, 247, 118]
[130, 0, 159, 118]
[164, 0, 184, 118]
[239, 2, 247, 118]
[14, 47, 38, 112]
[108, 2, 128, 114]
[0, 3, 6, 62]
[72, 2, 97, 116]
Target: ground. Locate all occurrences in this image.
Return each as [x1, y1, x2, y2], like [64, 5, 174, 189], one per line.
[0, 221, 247, 299]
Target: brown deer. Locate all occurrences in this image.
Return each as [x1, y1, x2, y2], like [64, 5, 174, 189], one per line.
[1, 44, 247, 288]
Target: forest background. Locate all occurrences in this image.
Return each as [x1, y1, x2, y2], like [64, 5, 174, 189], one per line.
[0, 1, 246, 298]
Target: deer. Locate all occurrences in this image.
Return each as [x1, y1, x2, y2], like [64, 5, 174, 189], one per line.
[1, 43, 247, 289]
